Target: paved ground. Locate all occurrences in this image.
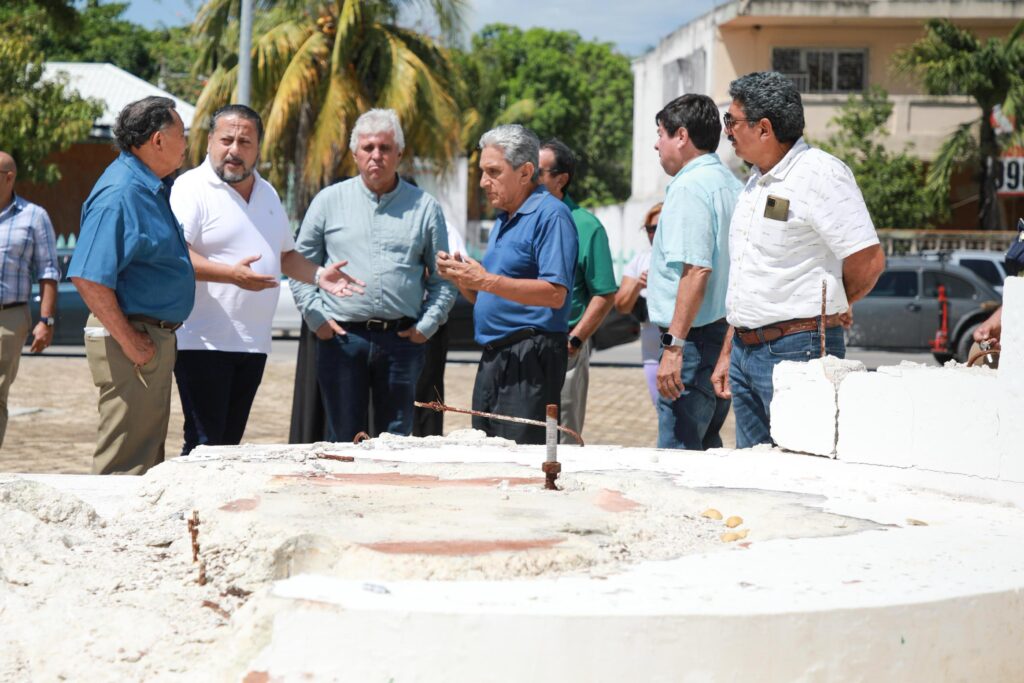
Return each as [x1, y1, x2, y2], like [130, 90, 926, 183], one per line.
[1, 342, 935, 474]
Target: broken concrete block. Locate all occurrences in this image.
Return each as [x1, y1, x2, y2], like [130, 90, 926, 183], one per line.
[837, 369, 916, 468]
[770, 356, 866, 457]
[838, 364, 1001, 478]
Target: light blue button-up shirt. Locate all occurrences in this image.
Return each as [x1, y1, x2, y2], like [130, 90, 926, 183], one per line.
[291, 176, 455, 338]
[648, 152, 742, 329]
[0, 195, 60, 305]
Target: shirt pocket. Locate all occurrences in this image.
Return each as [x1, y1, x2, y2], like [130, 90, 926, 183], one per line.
[496, 238, 537, 279]
[380, 226, 422, 267]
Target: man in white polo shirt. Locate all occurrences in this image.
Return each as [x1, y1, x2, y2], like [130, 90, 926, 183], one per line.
[711, 71, 885, 448]
[170, 104, 362, 454]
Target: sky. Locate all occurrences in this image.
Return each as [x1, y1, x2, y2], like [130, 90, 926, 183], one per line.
[123, 0, 723, 57]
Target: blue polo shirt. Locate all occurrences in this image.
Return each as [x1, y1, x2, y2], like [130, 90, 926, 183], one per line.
[69, 152, 195, 322]
[474, 186, 578, 345]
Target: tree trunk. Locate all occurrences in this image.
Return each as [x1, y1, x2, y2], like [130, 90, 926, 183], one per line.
[977, 110, 1004, 230]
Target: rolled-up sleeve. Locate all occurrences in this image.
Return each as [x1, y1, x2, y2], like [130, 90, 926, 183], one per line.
[290, 194, 330, 331]
[414, 203, 455, 339]
[31, 206, 60, 282]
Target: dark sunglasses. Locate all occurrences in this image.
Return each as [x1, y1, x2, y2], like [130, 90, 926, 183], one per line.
[722, 112, 755, 131]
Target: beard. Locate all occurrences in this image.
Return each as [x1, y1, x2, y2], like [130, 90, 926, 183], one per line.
[214, 155, 256, 183]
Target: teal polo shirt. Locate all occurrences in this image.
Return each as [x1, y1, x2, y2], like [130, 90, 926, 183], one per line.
[563, 195, 617, 327]
[474, 186, 578, 346]
[647, 152, 742, 329]
[70, 152, 195, 322]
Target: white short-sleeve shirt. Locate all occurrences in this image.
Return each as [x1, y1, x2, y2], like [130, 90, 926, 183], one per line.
[170, 158, 295, 354]
[725, 138, 879, 329]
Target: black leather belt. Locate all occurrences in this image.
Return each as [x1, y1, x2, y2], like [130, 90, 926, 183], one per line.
[338, 317, 416, 332]
[658, 318, 727, 343]
[127, 314, 183, 331]
[0, 301, 27, 311]
[484, 327, 539, 351]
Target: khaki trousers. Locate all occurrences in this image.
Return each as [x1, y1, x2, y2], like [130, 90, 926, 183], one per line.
[85, 314, 177, 475]
[558, 337, 592, 443]
[0, 305, 31, 447]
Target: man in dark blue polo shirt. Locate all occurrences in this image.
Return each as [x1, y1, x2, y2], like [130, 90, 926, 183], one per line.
[69, 96, 195, 475]
[437, 124, 577, 444]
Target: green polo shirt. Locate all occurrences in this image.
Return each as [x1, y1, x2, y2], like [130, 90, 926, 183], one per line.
[563, 195, 617, 327]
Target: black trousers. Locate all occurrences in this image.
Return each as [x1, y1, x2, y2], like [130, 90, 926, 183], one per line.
[471, 331, 567, 445]
[413, 322, 449, 437]
[174, 349, 267, 455]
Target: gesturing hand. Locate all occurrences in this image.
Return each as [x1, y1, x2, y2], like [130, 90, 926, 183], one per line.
[232, 255, 279, 291]
[437, 252, 491, 291]
[318, 260, 366, 298]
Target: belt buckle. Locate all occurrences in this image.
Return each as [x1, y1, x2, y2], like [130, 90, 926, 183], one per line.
[366, 318, 387, 332]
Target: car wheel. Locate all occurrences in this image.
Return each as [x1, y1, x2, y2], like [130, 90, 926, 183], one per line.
[954, 324, 981, 364]
[932, 351, 954, 365]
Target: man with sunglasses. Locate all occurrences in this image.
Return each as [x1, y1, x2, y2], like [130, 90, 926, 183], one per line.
[648, 94, 742, 450]
[711, 71, 885, 448]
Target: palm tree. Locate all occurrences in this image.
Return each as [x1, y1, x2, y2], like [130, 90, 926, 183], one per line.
[189, 0, 466, 210]
[894, 19, 1024, 230]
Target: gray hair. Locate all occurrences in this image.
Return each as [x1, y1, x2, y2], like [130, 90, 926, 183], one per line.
[350, 108, 405, 152]
[479, 124, 540, 182]
[113, 96, 178, 152]
[728, 71, 805, 144]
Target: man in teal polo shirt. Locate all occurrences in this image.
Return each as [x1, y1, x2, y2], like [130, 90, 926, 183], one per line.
[538, 139, 617, 441]
[647, 93, 742, 450]
[437, 124, 577, 444]
[70, 96, 196, 475]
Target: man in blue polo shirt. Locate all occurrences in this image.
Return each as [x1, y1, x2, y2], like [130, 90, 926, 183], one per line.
[69, 96, 195, 475]
[437, 124, 577, 444]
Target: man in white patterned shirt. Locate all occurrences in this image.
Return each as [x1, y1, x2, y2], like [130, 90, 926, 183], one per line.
[710, 71, 885, 448]
[0, 151, 60, 446]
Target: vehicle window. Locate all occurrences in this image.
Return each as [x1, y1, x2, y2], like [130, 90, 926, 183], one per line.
[958, 259, 1003, 287]
[923, 272, 977, 300]
[866, 270, 918, 297]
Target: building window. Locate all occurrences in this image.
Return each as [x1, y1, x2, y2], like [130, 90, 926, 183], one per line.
[772, 48, 866, 93]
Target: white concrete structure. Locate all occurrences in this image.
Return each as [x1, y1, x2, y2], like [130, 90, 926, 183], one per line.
[770, 276, 1022, 484]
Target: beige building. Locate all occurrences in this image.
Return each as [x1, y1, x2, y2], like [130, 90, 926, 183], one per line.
[597, 0, 1024, 270]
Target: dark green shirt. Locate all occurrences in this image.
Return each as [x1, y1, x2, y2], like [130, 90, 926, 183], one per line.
[563, 195, 617, 327]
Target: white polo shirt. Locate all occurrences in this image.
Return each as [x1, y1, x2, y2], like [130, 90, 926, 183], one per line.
[725, 138, 879, 330]
[170, 158, 295, 354]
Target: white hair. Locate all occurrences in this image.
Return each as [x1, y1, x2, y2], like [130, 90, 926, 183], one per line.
[479, 124, 540, 182]
[350, 108, 405, 152]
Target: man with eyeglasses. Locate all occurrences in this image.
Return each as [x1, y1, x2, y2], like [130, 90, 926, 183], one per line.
[537, 138, 617, 441]
[647, 94, 742, 450]
[0, 151, 60, 448]
[711, 71, 884, 448]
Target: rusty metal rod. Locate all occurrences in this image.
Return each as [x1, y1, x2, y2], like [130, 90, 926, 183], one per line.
[414, 400, 584, 446]
[820, 280, 827, 358]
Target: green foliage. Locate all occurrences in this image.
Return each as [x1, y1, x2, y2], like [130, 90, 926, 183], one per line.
[893, 19, 1024, 229]
[815, 86, 936, 229]
[457, 24, 633, 210]
[0, 35, 103, 184]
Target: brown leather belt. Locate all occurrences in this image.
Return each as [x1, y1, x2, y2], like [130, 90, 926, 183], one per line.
[127, 314, 183, 331]
[736, 314, 841, 346]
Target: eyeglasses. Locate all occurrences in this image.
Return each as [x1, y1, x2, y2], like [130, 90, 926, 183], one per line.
[722, 112, 756, 132]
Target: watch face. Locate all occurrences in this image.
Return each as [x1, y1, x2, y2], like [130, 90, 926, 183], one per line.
[569, 335, 583, 349]
[661, 332, 673, 347]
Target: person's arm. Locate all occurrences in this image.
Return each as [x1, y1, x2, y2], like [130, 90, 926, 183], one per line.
[842, 244, 885, 304]
[71, 278, 155, 366]
[711, 326, 734, 399]
[614, 274, 644, 314]
[570, 294, 615, 346]
[974, 306, 1003, 346]
[188, 247, 278, 290]
[657, 264, 711, 399]
[444, 253, 568, 307]
[400, 204, 456, 343]
[280, 250, 364, 298]
[289, 195, 334, 337]
[29, 279, 57, 353]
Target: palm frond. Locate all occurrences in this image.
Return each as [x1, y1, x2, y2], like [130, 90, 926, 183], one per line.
[926, 121, 977, 218]
[262, 29, 331, 159]
[188, 65, 238, 164]
[301, 69, 368, 194]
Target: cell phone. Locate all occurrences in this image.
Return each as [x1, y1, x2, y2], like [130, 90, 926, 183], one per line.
[764, 195, 790, 221]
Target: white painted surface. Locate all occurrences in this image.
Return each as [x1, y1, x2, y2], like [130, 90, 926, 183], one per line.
[770, 356, 865, 457]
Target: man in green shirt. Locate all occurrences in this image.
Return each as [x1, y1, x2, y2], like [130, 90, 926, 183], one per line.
[538, 139, 618, 441]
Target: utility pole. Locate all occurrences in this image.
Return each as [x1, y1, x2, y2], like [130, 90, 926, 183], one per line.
[237, 0, 254, 105]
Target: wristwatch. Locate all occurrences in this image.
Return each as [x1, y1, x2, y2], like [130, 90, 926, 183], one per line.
[568, 335, 583, 350]
[660, 332, 685, 348]
[313, 266, 324, 288]
[39, 316, 55, 327]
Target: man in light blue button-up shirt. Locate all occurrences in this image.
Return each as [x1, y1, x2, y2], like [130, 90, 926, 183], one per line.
[291, 109, 456, 441]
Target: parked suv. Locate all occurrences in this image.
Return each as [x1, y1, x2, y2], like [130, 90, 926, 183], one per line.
[28, 249, 90, 347]
[847, 256, 1001, 364]
[919, 250, 1008, 293]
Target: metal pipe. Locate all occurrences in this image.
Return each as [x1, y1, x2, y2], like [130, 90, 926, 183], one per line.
[237, 0, 254, 106]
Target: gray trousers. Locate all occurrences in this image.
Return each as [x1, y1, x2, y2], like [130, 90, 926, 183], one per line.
[559, 337, 592, 442]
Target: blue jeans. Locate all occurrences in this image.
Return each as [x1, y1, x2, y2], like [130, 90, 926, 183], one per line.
[656, 319, 731, 450]
[730, 326, 846, 449]
[316, 328, 426, 442]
